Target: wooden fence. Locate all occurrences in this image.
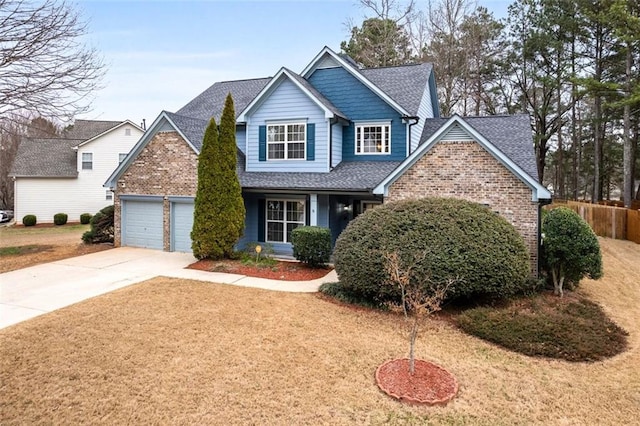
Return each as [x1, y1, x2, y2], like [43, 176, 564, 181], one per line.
[548, 201, 640, 244]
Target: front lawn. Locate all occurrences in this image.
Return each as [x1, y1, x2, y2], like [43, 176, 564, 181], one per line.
[1, 237, 638, 425]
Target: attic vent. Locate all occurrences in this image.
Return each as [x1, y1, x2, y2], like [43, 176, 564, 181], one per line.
[316, 55, 341, 69]
[125, 128, 131, 136]
[441, 123, 473, 142]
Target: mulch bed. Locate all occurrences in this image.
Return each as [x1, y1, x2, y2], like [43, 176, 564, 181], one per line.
[187, 259, 333, 281]
[376, 358, 458, 405]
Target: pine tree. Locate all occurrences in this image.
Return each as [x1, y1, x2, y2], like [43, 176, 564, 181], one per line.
[190, 94, 245, 259]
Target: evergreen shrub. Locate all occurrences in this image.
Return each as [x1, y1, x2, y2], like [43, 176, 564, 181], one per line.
[332, 198, 531, 305]
[80, 213, 92, 224]
[53, 213, 68, 225]
[22, 215, 37, 226]
[82, 205, 114, 244]
[291, 226, 332, 267]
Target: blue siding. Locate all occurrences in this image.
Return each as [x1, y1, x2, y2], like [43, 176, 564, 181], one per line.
[236, 126, 246, 155]
[318, 194, 330, 228]
[308, 67, 407, 161]
[246, 79, 329, 172]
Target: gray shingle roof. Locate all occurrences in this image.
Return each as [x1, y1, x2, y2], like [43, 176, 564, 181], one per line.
[63, 120, 121, 140]
[238, 156, 401, 191]
[360, 62, 432, 116]
[10, 137, 81, 177]
[419, 114, 539, 181]
[176, 78, 271, 122]
[164, 112, 209, 152]
[284, 68, 346, 119]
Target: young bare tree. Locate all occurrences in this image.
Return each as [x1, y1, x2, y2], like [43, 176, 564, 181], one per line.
[0, 0, 105, 131]
[384, 251, 454, 375]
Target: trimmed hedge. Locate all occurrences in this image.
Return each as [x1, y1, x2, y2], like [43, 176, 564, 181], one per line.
[332, 198, 531, 305]
[80, 213, 92, 224]
[291, 226, 332, 267]
[22, 215, 37, 226]
[82, 205, 114, 244]
[53, 213, 68, 225]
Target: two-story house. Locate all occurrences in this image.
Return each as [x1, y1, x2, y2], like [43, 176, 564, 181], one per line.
[10, 120, 144, 223]
[105, 47, 550, 272]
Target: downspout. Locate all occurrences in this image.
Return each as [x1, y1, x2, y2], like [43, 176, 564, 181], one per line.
[404, 116, 419, 154]
[538, 197, 553, 278]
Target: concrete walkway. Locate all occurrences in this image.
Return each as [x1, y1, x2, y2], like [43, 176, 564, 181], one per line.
[0, 247, 337, 330]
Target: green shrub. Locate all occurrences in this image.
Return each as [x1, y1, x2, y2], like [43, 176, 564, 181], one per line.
[82, 205, 114, 244]
[456, 295, 628, 362]
[22, 215, 36, 226]
[53, 213, 68, 225]
[542, 207, 603, 296]
[80, 213, 92, 224]
[291, 226, 332, 267]
[333, 198, 531, 305]
[318, 282, 383, 309]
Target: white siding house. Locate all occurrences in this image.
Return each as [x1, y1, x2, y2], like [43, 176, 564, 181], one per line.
[10, 120, 144, 224]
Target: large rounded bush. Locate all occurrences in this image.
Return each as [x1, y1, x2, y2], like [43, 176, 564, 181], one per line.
[333, 198, 531, 304]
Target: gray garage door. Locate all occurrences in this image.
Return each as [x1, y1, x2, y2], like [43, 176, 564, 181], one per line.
[122, 200, 163, 249]
[171, 201, 194, 252]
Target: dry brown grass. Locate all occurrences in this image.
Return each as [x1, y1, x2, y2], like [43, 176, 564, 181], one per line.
[1, 238, 639, 425]
[0, 224, 111, 273]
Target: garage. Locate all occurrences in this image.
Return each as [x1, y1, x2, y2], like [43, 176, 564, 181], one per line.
[121, 198, 164, 249]
[170, 198, 194, 252]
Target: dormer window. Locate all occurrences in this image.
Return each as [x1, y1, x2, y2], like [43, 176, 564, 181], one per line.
[355, 123, 390, 154]
[267, 123, 306, 160]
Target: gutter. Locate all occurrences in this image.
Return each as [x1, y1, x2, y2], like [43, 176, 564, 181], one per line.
[403, 116, 420, 154]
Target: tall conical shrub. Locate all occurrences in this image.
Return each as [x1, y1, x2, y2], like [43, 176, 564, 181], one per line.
[191, 94, 245, 259]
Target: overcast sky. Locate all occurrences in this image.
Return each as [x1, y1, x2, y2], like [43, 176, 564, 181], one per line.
[77, 0, 510, 125]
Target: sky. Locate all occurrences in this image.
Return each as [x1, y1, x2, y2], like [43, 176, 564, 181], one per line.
[76, 0, 511, 125]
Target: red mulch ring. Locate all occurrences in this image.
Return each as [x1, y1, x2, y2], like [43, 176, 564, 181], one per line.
[187, 259, 332, 281]
[375, 358, 458, 406]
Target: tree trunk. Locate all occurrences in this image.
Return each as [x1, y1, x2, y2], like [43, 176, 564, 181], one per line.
[623, 44, 634, 208]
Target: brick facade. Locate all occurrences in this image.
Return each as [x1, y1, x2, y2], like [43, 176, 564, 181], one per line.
[386, 140, 540, 273]
[114, 131, 197, 250]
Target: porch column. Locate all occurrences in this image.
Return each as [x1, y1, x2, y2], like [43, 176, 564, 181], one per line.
[310, 193, 318, 226]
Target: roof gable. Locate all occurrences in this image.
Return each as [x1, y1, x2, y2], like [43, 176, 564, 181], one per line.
[104, 112, 205, 189]
[302, 47, 411, 116]
[237, 68, 345, 122]
[63, 120, 122, 141]
[374, 115, 551, 201]
[76, 120, 144, 148]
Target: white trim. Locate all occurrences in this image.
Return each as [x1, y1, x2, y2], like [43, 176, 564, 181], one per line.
[310, 194, 318, 226]
[354, 122, 391, 155]
[301, 46, 410, 116]
[373, 115, 552, 202]
[238, 68, 335, 122]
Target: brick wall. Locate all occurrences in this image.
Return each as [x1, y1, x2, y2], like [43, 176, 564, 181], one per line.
[114, 131, 198, 250]
[387, 140, 540, 273]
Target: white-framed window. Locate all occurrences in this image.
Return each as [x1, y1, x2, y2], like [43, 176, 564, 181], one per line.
[355, 123, 390, 154]
[119, 153, 127, 163]
[82, 152, 93, 170]
[267, 123, 306, 160]
[266, 199, 305, 243]
[105, 190, 113, 201]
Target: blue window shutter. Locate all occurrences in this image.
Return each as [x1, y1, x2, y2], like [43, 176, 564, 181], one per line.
[258, 199, 266, 242]
[258, 125, 266, 161]
[307, 123, 315, 161]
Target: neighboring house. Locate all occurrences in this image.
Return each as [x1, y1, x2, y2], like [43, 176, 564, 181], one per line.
[105, 47, 551, 273]
[10, 120, 144, 223]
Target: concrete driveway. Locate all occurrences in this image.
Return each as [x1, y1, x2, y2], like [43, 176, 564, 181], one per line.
[0, 247, 335, 329]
